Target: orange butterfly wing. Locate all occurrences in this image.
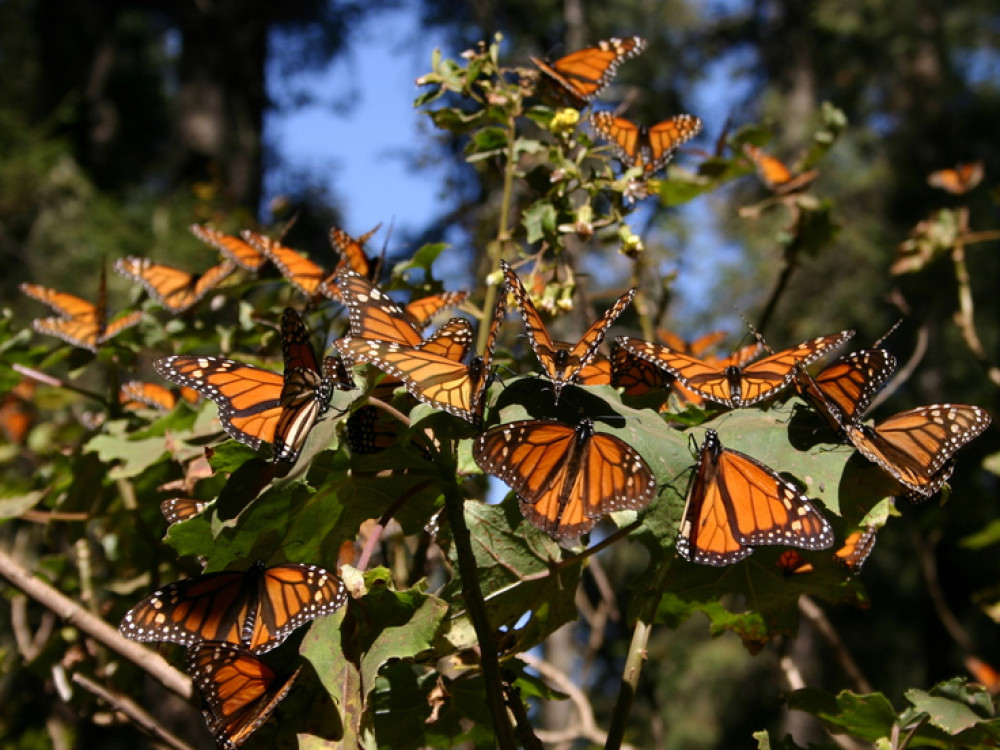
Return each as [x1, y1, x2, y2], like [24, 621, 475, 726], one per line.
[186, 641, 302, 748]
[590, 112, 702, 174]
[338, 268, 424, 347]
[474, 419, 657, 539]
[20, 282, 140, 351]
[927, 162, 984, 194]
[404, 291, 470, 329]
[503, 260, 635, 402]
[190, 224, 268, 271]
[796, 348, 896, 431]
[244, 231, 335, 298]
[531, 36, 646, 108]
[618, 331, 851, 408]
[120, 381, 178, 411]
[329, 223, 381, 279]
[834, 526, 878, 572]
[161, 497, 209, 524]
[776, 550, 814, 575]
[115, 256, 236, 313]
[678, 429, 834, 566]
[742, 144, 819, 193]
[155, 355, 284, 448]
[120, 562, 346, 654]
[844, 404, 990, 498]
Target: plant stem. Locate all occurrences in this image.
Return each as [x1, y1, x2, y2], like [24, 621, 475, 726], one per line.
[604, 555, 671, 749]
[441, 483, 518, 748]
[477, 114, 518, 353]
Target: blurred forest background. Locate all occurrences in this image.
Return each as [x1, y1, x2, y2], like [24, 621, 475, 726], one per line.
[2, 0, 999, 747]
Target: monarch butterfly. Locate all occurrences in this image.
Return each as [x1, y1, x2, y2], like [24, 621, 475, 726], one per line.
[834, 526, 878, 573]
[346, 405, 398, 455]
[119, 380, 200, 411]
[531, 36, 646, 109]
[502, 260, 635, 403]
[742, 143, 819, 194]
[590, 111, 703, 175]
[119, 561, 346, 653]
[155, 308, 351, 462]
[796, 349, 897, 432]
[776, 549, 814, 575]
[190, 224, 268, 272]
[19, 281, 141, 352]
[474, 418, 657, 539]
[329, 223, 382, 282]
[160, 497, 209, 524]
[186, 640, 302, 749]
[617, 330, 853, 409]
[242, 231, 338, 299]
[336, 283, 506, 425]
[114, 256, 236, 313]
[843, 404, 990, 498]
[927, 162, 984, 195]
[678, 429, 834, 566]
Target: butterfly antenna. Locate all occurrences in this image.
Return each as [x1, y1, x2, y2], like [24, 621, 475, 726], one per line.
[373, 218, 394, 281]
[277, 211, 301, 241]
[873, 318, 904, 348]
[738, 311, 774, 355]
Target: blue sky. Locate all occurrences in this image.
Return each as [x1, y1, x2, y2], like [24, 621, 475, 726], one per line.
[266, 8, 446, 239]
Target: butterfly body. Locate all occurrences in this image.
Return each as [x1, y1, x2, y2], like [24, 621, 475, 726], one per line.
[474, 418, 656, 539]
[678, 429, 834, 566]
[186, 640, 302, 749]
[618, 330, 852, 409]
[531, 36, 646, 109]
[120, 561, 346, 654]
[590, 112, 703, 175]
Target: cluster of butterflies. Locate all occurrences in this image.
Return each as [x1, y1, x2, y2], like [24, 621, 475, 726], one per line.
[530, 36, 703, 175]
[118, 561, 347, 749]
[13, 39, 994, 749]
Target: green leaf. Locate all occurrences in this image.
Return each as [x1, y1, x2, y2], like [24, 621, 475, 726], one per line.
[0, 490, 43, 520]
[84, 419, 168, 480]
[521, 202, 557, 243]
[787, 688, 896, 742]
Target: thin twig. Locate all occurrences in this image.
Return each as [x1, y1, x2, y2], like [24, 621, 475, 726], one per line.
[356, 479, 433, 571]
[0, 546, 192, 700]
[71, 672, 195, 750]
[798, 596, 872, 693]
[519, 651, 637, 750]
[12, 363, 107, 405]
[910, 527, 973, 652]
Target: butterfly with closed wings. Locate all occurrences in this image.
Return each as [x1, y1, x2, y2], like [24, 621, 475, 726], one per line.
[531, 36, 646, 109]
[186, 640, 302, 750]
[502, 260, 635, 403]
[155, 308, 352, 463]
[678, 429, 834, 566]
[474, 418, 657, 539]
[742, 143, 819, 194]
[119, 560, 346, 654]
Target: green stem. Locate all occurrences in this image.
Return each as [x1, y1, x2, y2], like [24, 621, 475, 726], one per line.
[442, 483, 517, 747]
[604, 556, 672, 749]
[477, 114, 518, 353]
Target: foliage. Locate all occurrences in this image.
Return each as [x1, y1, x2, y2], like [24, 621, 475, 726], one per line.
[0, 24, 999, 750]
